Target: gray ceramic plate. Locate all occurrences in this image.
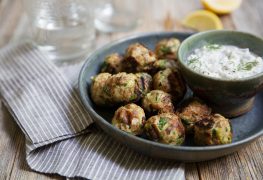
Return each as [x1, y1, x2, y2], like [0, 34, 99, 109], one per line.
[78, 32, 263, 162]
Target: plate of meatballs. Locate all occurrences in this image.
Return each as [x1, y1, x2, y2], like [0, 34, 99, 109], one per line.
[78, 32, 263, 162]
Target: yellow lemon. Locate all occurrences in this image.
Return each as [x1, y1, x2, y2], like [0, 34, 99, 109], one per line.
[201, 0, 242, 14]
[182, 10, 223, 31]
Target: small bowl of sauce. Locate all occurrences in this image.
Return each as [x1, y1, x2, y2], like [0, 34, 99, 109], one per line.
[178, 30, 263, 117]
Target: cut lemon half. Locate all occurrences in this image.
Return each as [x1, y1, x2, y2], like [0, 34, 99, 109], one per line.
[182, 10, 223, 31]
[201, 0, 242, 14]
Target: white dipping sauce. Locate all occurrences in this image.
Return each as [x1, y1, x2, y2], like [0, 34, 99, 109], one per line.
[187, 44, 263, 79]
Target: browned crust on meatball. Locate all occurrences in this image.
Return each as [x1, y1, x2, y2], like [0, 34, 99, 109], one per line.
[123, 43, 157, 73]
[153, 68, 186, 102]
[194, 114, 232, 145]
[177, 98, 212, 134]
[112, 103, 146, 135]
[155, 38, 181, 60]
[144, 113, 185, 145]
[142, 90, 175, 116]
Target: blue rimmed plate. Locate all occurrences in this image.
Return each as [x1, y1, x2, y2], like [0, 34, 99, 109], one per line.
[78, 32, 263, 162]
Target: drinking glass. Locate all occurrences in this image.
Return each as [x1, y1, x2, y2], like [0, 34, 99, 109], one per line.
[24, 0, 96, 62]
[94, 0, 140, 33]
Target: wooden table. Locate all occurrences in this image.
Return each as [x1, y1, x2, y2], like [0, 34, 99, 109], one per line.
[0, 0, 262, 179]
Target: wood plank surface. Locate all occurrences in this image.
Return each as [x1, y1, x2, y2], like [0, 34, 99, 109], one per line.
[0, 0, 262, 180]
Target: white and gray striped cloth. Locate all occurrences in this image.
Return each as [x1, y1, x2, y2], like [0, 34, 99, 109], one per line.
[0, 42, 185, 180]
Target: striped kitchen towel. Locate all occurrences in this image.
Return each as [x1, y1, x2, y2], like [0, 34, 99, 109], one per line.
[0, 42, 185, 180]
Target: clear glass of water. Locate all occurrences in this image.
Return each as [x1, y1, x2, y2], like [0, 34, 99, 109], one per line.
[94, 0, 141, 33]
[24, 0, 95, 62]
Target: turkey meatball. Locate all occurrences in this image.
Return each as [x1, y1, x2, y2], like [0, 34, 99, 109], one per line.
[155, 38, 181, 60]
[112, 103, 146, 135]
[194, 114, 232, 145]
[123, 43, 157, 73]
[91, 72, 152, 106]
[153, 68, 186, 102]
[142, 90, 174, 115]
[178, 98, 212, 134]
[144, 113, 185, 145]
[100, 53, 123, 74]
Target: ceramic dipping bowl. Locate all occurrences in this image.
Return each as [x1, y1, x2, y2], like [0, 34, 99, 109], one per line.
[177, 30, 263, 117]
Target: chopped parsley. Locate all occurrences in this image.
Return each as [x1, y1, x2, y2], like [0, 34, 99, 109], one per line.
[158, 117, 167, 130]
[212, 129, 217, 138]
[238, 61, 258, 71]
[160, 46, 171, 54]
[129, 94, 137, 101]
[181, 118, 191, 125]
[120, 83, 128, 87]
[187, 57, 199, 65]
[102, 86, 111, 96]
[158, 60, 167, 68]
[176, 137, 184, 145]
[101, 62, 108, 70]
[155, 95, 160, 102]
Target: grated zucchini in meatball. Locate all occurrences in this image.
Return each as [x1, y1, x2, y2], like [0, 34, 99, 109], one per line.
[112, 103, 146, 135]
[194, 114, 232, 145]
[144, 113, 185, 145]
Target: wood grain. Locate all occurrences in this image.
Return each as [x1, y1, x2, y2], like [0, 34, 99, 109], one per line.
[0, 0, 263, 180]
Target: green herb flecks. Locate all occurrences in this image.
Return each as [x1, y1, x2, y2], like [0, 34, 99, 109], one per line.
[158, 117, 167, 130]
[130, 94, 137, 101]
[102, 86, 111, 96]
[120, 83, 128, 87]
[176, 137, 184, 145]
[101, 62, 108, 70]
[160, 46, 171, 54]
[204, 43, 221, 50]
[187, 57, 199, 65]
[212, 129, 217, 138]
[238, 61, 258, 71]
[155, 94, 160, 102]
[181, 118, 191, 125]
[158, 60, 167, 69]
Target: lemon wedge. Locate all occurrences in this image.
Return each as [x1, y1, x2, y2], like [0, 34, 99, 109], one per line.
[182, 10, 223, 31]
[201, 0, 242, 14]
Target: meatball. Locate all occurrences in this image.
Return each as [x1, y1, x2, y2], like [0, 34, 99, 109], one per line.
[91, 73, 112, 106]
[194, 114, 232, 145]
[107, 72, 142, 104]
[153, 59, 178, 72]
[142, 90, 174, 115]
[155, 38, 181, 60]
[153, 68, 186, 102]
[100, 53, 123, 74]
[144, 113, 185, 145]
[91, 72, 152, 106]
[178, 98, 212, 134]
[112, 103, 146, 135]
[123, 43, 157, 73]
